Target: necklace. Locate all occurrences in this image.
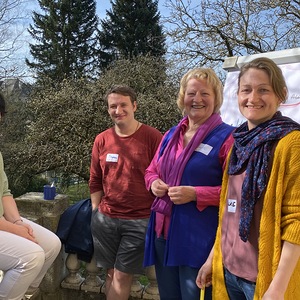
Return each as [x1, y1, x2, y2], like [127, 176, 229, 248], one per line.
[134, 121, 140, 133]
[115, 120, 140, 137]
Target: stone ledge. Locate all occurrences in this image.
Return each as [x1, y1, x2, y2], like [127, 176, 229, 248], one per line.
[15, 192, 69, 230]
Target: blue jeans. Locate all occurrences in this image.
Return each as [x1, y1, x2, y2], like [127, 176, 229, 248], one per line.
[224, 267, 256, 300]
[154, 236, 212, 300]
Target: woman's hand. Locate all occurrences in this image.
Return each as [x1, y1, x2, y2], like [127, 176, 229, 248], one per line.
[168, 186, 196, 204]
[13, 221, 38, 244]
[196, 258, 213, 289]
[151, 179, 169, 197]
[196, 247, 214, 289]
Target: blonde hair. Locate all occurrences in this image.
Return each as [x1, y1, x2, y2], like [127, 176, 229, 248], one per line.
[176, 68, 223, 115]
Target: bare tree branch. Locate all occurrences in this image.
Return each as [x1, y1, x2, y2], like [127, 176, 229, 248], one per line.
[0, 0, 30, 78]
[163, 0, 300, 77]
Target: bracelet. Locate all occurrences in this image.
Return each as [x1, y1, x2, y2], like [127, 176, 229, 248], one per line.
[13, 219, 23, 224]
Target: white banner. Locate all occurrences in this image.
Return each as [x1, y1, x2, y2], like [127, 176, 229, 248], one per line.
[221, 62, 300, 126]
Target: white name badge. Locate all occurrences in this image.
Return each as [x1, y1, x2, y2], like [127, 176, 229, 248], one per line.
[106, 153, 119, 162]
[195, 143, 213, 155]
[227, 199, 237, 213]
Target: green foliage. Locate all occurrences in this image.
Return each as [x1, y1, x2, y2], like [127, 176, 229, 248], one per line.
[0, 90, 32, 196]
[61, 182, 90, 205]
[98, 0, 166, 69]
[26, 175, 49, 193]
[26, 0, 99, 82]
[5, 173, 49, 198]
[0, 95, 28, 151]
[18, 78, 104, 180]
[95, 56, 181, 133]
[4, 56, 181, 193]
[139, 275, 149, 286]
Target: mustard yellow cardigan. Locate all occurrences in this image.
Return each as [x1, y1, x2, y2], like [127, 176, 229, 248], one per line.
[213, 131, 300, 300]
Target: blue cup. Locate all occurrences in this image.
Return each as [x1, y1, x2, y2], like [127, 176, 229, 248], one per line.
[43, 185, 56, 200]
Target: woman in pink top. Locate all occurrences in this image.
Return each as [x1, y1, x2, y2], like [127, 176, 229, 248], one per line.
[144, 68, 234, 300]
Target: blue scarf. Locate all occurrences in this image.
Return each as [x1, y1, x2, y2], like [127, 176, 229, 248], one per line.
[228, 111, 300, 242]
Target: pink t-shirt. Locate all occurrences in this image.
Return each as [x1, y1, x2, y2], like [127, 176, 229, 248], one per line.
[221, 171, 263, 282]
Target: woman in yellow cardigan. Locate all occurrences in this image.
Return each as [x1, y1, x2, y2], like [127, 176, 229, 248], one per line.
[196, 57, 300, 300]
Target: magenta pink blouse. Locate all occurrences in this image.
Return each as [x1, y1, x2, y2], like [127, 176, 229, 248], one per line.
[145, 125, 234, 238]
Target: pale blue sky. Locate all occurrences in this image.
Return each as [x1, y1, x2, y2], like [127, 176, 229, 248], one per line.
[7, 0, 174, 81]
[22, 0, 170, 45]
[26, 0, 169, 21]
[96, 0, 169, 19]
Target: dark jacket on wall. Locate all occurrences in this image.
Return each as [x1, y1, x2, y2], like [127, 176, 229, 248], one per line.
[56, 198, 94, 263]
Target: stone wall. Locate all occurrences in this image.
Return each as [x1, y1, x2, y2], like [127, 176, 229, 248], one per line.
[15, 192, 69, 300]
[15, 192, 159, 300]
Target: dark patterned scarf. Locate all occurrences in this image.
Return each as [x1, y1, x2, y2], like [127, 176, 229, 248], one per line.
[228, 111, 300, 242]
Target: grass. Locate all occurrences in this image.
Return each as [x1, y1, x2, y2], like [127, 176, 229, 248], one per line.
[60, 182, 90, 205]
[139, 275, 149, 286]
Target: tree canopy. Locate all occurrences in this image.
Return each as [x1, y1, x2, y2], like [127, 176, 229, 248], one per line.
[98, 0, 167, 69]
[164, 0, 300, 78]
[0, 0, 29, 78]
[5, 56, 180, 195]
[26, 0, 99, 82]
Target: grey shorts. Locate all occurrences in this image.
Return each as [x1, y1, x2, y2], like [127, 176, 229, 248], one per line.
[91, 210, 149, 274]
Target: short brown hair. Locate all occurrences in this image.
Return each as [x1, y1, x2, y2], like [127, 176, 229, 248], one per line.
[238, 57, 288, 103]
[104, 85, 137, 105]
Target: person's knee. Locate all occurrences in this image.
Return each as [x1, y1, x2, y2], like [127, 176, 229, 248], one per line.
[107, 268, 114, 277]
[21, 250, 45, 274]
[42, 234, 61, 263]
[113, 269, 133, 285]
[51, 235, 62, 257]
[29, 251, 45, 268]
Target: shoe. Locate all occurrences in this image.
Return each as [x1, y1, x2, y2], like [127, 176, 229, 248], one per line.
[24, 287, 40, 299]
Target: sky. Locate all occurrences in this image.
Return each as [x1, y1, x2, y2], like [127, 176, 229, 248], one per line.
[11, 0, 170, 81]
[96, 0, 169, 19]
[25, 0, 170, 21]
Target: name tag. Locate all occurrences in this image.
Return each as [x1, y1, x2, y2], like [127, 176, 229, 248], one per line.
[106, 153, 118, 162]
[227, 199, 237, 213]
[195, 143, 213, 155]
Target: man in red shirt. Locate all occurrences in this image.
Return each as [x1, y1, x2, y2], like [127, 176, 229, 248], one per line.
[89, 85, 162, 300]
